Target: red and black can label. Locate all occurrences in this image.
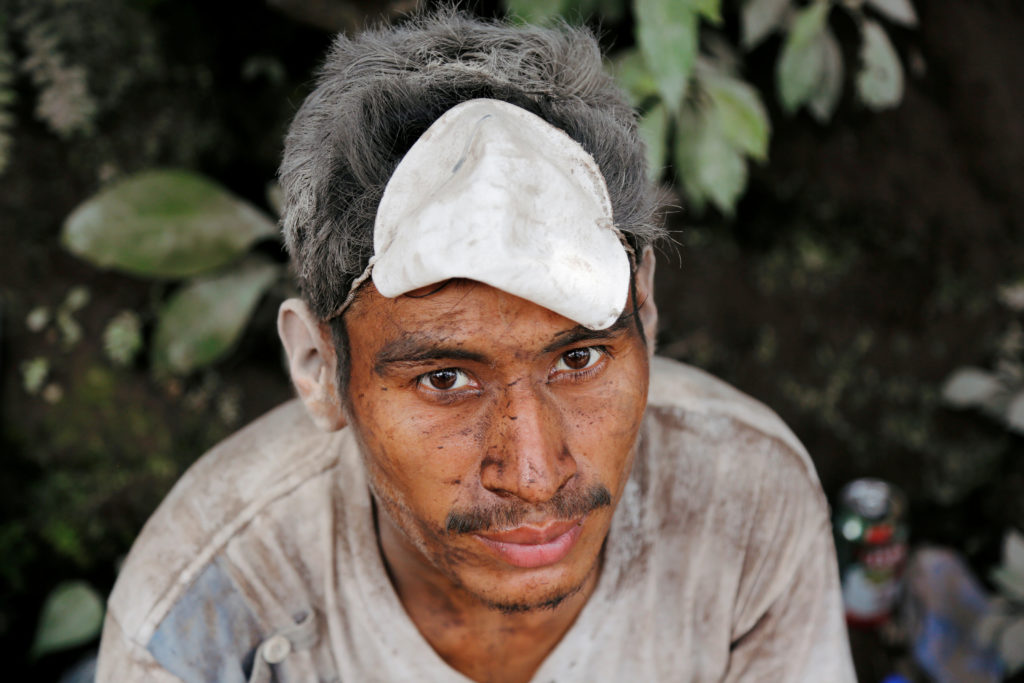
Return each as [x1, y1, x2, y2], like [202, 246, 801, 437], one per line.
[833, 479, 909, 626]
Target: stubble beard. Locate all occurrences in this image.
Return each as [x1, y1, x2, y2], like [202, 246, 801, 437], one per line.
[367, 474, 611, 616]
[481, 554, 601, 615]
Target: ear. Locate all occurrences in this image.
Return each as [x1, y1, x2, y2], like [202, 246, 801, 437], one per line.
[277, 298, 347, 432]
[634, 246, 659, 353]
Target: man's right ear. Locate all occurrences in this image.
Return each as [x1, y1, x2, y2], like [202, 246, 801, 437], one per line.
[277, 298, 347, 432]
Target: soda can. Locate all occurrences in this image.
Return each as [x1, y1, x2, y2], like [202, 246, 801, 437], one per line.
[833, 478, 909, 627]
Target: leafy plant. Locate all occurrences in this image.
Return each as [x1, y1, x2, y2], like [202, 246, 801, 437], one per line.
[507, 0, 918, 215]
[30, 581, 104, 660]
[20, 357, 49, 395]
[18, 285, 100, 404]
[978, 529, 1024, 677]
[62, 169, 282, 376]
[150, 257, 279, 376]
[941, 321, 1024, 434]
[103, 310, 143, 367]
[15, 3, 98, 140]
[0, 0, 165, 175]
[942, 285, 1024, 674]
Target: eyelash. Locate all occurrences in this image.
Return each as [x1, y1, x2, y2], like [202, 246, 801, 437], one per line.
[550, 345, 608, 381]
[417, 368, 476, 393]
[414, 345, 610, 397]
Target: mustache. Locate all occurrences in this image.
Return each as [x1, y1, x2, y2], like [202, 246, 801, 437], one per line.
[444, 484, 612, 535]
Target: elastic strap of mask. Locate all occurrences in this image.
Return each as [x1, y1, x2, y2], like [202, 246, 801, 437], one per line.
[324, 254, 378, 321]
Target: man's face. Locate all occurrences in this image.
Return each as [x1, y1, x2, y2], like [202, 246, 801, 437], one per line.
[342, 279, 650, 612]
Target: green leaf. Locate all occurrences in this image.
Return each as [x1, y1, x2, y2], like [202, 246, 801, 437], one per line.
[56, 309, 83, 349]
[638, 102, 670, 182]
[21, 357, 49, 395]
[998, 281, 1024, 312]
[26, 306, 50, 332]
[1000, 619, 1024, 675]
[612, 49, 660, 108]
[61, 286, 91, 313]
[62, 169, 278, 279]
[776, 1, 831, 113]
[856, 20, 904, 110]
[807, 26, 844, 122]
[635, 0, 699, 111]
[865, 0, 918, 27]
[741, 0, 789, 49]
[992, 566, 1024, 602]
[691, 0, 723, 24]
[941, 367, 1004, 408]
[704, 73, 771, 161]
[1005, 391, 1024, 434]
[103, 310, 143, 367]
[506, 0, 568, 24]
[789, 0, 830, 45]
[1005, 529, 1024, 574]
[31, 581, 104, 659]
[674, 105, 748, 215]
[152, 257, 280, 376]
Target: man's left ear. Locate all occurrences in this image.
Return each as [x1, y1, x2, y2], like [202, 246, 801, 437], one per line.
[277, 298, 347, 432]
[634, 245, 659, 353]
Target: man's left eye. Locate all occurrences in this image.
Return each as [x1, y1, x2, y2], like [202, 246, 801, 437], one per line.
[419, 368, 473, 392]
[554, 346, 605, 372]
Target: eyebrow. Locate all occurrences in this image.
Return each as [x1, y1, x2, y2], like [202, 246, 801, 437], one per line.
[540, 313, 635, 354]
[373, 309, 637, 375]
[374, 335, 489, 375]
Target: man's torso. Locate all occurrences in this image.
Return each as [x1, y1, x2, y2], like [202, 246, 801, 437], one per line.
[97, 357, 854, 682]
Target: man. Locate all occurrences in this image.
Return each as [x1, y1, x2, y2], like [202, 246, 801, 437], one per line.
[98, 11, 855, 682]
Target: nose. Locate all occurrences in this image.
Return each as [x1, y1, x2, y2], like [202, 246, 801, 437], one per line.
[479, 383, 577, 504]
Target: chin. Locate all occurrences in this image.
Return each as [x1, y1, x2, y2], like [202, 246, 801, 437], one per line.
[447, 505, 613, 614]
[482, 579, 587, 615]
[455, 541, 602, 616]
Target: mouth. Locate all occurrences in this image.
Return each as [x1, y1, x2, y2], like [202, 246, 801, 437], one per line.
[473, 518, 585, 568]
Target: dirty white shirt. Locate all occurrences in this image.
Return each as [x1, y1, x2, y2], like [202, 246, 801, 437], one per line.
[97, 356, 855, 682]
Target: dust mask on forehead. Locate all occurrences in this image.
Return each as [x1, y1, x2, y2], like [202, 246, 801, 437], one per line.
[337, 98, 631, 330]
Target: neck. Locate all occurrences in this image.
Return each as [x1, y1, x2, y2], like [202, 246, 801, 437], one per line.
[375, 502, 601, 683]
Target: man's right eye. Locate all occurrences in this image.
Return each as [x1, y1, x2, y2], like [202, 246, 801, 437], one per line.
[418, 368, 472, 392]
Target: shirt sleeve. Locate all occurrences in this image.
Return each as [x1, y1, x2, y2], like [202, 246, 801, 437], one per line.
[96, 610, 184, 683]
[703, 424, 857, 683]
[722, 516, 856, 682]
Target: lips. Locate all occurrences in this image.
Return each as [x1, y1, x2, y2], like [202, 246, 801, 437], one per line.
[473, 519, 584, 568]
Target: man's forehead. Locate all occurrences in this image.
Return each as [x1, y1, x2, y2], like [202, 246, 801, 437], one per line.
[348, 278, 577, 337]
[345, 279, 636, 366]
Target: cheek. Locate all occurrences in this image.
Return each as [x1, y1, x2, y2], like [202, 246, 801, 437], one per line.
[353, 388, 488, 518]
[353, 400, 489, 573]
[565, 363, 648, 480]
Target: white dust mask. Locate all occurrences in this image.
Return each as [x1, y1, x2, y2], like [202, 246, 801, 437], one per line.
[340, 98, 630, 330]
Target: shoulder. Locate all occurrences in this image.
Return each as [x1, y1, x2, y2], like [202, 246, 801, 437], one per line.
[624, 360, 852, 678]
[106, 399, 354, 647]
[640, 356, 830, 585]
[646, 355, 818, 485]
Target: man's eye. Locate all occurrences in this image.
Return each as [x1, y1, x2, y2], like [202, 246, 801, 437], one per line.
[554, 346, 604, 373]
[418, 368, 472, 391]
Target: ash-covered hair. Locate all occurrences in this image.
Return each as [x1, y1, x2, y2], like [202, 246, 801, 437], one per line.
[279, 9, 664, 320]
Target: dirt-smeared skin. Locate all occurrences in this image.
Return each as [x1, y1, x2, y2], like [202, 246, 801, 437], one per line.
[342, 279, 651, 683]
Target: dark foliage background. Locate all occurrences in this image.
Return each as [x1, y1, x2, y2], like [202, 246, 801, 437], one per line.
[0, 0, 1021, 679]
